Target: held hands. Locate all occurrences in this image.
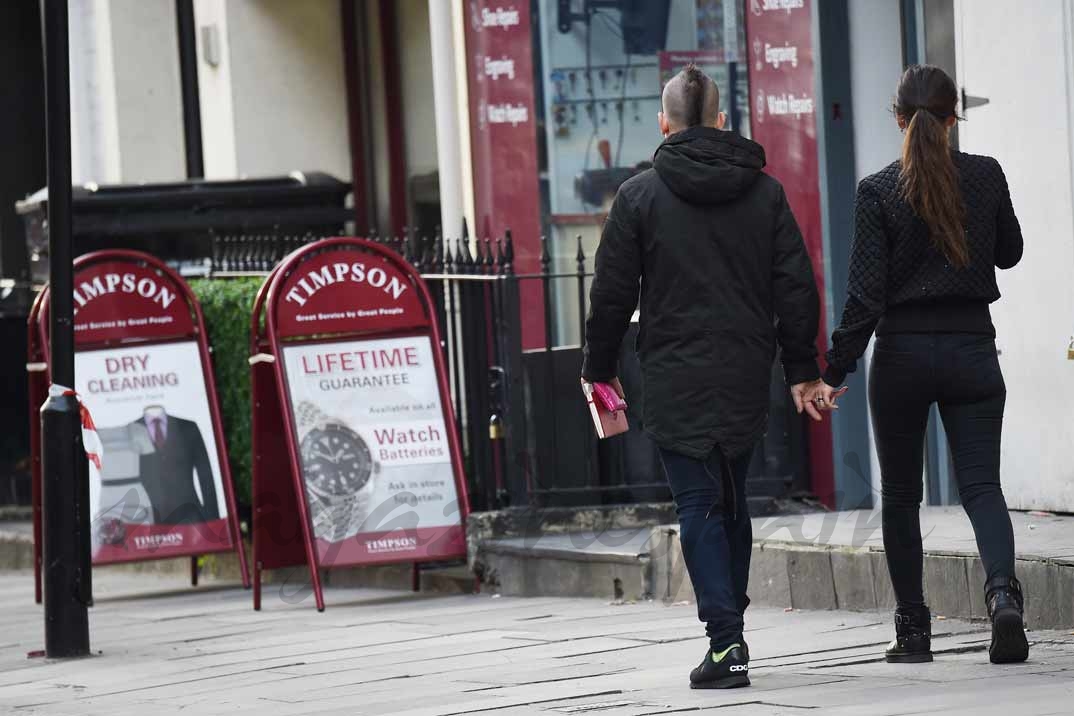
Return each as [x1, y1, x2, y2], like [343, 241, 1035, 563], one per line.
[790, 379, 849, 422]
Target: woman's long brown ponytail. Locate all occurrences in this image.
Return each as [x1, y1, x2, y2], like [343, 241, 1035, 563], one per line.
[895, 65, 968, 267]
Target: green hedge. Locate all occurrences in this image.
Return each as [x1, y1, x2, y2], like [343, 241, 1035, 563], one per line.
[189, 277, 265, 506]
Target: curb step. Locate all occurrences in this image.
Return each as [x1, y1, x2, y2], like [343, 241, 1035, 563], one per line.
[474, 515, 1074, 631]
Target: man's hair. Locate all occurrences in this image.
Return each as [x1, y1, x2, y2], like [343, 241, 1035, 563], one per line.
[661, 63, 720, 130]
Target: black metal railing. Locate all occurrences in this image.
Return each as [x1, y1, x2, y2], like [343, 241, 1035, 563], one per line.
[365, 223, 674, 512]
[211, 224, 807, 513]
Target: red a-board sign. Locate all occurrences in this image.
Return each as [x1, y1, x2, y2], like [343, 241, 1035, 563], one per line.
[27, 250, 250, 603]
[250, 238, 469, 612]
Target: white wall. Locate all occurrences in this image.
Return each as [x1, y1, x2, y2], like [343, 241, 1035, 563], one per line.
[847, 0, 906, 503]
[222, 0, 351, 181]
[110, 0, 187, 182]
[193, 0, 239, 178]
[954, 0, 1074, 510]
[69, 0, 121, 185]
[71, 0, 355, 186]
[849, 0, 903, 179]
[69, 0, 185, 185]
[451, 0, 476, 237]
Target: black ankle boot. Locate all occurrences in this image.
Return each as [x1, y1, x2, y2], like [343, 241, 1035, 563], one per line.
[986, 576, 1029, 664]
[885, 606, 933, 663]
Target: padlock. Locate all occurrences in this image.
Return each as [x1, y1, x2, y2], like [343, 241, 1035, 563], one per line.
[1068, 336, 1074, 361]
[489, 413, 504, 440]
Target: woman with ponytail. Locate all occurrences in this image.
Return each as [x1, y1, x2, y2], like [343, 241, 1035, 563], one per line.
[814, 65, 1026, 664]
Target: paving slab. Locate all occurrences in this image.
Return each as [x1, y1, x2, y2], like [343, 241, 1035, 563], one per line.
[4, 569, 1074, 715]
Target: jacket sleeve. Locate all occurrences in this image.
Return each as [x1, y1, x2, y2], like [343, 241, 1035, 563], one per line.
[190, 423, 221, 520]
[581, 189, 642, 382]
[993, 159, 1024, 270]
[823, 181, 886, 386]
[772, 185, 821, 386]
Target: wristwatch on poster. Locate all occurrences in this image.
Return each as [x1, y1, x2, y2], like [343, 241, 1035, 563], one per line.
[294, 401, 379, 542]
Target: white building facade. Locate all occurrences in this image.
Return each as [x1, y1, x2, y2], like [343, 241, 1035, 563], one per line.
[9, 0, 1074, 511]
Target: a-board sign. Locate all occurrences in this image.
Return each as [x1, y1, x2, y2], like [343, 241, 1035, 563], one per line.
[28, 250, 250, 602]
[249, 238, 469, 611]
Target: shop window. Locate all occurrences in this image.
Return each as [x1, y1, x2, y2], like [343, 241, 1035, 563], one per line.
[534, 0, 749, 345]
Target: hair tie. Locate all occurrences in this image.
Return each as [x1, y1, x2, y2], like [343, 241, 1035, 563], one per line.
[914, 107, 950, 121]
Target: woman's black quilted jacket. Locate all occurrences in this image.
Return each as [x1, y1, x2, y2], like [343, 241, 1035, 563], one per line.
[824, 152, 1023, 386]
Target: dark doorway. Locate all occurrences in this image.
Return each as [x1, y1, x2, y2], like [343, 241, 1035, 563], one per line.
[0, 0, 46, 506]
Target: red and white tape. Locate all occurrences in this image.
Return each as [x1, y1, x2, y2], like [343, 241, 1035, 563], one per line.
[48, 384, 103, 471]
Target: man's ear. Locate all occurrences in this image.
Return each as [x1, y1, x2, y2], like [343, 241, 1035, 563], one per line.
[658, 111, 670, 138]
[716, 111, 727, 130]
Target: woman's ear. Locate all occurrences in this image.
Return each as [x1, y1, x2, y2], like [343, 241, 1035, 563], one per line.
[945, 115, 958, 129]
[896, 115, 908, 131]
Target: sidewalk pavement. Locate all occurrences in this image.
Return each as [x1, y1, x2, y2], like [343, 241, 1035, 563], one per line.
[3, 570, 1074, 716]
[476, 507, 1074, 629]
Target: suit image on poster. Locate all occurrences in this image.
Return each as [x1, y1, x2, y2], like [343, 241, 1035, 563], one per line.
[136, 409, 220, 524]
[281, 335, 464, 565]
[74, 341, 229, 562]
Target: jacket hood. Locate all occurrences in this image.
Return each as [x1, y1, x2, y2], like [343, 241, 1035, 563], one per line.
[653, 127, 766, 204]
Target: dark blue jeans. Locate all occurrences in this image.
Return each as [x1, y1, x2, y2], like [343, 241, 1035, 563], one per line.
[659, 446, 753, 651]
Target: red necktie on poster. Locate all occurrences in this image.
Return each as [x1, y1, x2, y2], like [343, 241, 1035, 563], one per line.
[151, 418, 165, 449]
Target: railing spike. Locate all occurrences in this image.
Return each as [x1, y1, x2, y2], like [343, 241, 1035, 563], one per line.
[461, 234, 474, 269]
[427, 234, 438, 272]
[445, 236, 456, 272]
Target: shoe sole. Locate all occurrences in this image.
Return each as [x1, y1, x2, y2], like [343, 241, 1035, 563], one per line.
[690, 675, 750, 690]
[885, 652, 933, 664]
[990, 609, 1029, 664]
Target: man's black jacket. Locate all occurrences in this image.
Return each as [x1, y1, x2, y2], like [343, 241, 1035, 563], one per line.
[581, 127, 820, 459]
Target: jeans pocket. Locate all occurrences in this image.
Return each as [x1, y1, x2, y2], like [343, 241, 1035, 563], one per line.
[871, 345, 918, 368]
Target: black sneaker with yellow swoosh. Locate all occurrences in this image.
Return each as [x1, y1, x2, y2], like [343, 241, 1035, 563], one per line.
[689, 643, 750, 689]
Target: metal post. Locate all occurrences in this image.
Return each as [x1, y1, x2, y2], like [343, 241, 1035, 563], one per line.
[728, 62, 740, 133]
[41, 0, 91, 658]
[538, 236, 557, 504]
[498, 232, 527, 507]
[176, 0, 204, 179]
[575, 236, 587, 349]
[575, 236, 595, 488]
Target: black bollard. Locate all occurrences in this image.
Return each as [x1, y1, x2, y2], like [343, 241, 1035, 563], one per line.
[41, 0, 91, 658]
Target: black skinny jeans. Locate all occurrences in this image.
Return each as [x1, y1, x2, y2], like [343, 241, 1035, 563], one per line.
[869, 333, 1016, 608]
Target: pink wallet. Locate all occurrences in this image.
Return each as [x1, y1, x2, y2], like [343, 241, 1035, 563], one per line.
[584, 382, 629, 439]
